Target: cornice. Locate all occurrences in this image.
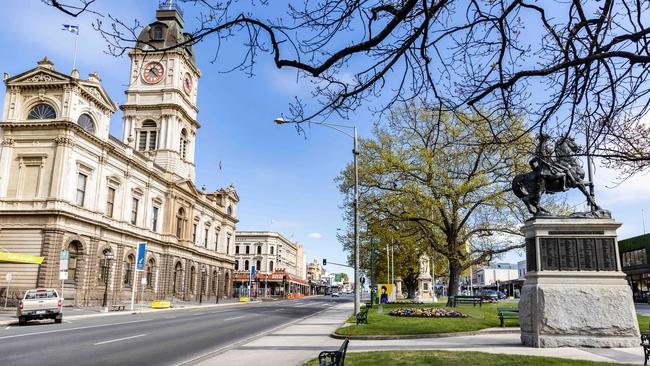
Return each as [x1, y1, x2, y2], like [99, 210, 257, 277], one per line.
[120, 103, 201, 129]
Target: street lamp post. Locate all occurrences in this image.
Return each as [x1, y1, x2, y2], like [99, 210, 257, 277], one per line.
[274, 117, 361, 314]
[199, 267, 206, 305]
[215, 269, 221, 304]
[101, 249, 114, 311]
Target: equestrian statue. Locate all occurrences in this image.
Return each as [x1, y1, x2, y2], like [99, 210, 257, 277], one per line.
[512, 134, 608, 217]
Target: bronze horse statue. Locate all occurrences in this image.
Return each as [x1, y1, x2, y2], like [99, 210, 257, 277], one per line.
[512, 136, 601, 216]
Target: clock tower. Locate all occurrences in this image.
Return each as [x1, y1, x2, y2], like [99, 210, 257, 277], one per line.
[121, 3, 200, 180]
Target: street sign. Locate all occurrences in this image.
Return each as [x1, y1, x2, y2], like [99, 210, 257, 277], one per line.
[59, 250, 69, 280]
[136, 242, 146, 270]
[5, 273, 11, 282]
[250, 265, 256, 278]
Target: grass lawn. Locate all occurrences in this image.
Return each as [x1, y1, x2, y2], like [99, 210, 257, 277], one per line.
[303, 350, 635, 366]
[336, 301, 519, 336]
[638, 314, 650, 332]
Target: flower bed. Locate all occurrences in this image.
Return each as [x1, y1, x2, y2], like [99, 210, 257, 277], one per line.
[389, 308, 468, 318]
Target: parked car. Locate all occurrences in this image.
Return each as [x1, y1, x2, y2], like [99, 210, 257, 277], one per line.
[331, 291, 340, 297]
[496, 291, 507, 299]
[17, 288, 63, 325]
[478, 289, 499, 301]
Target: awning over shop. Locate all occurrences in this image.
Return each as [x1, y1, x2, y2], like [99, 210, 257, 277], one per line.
[0, 252, 44, 264]
[233, 270, 308, 285]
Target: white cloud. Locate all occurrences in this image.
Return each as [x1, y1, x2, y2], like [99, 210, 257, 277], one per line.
[307, 232, 322, 239]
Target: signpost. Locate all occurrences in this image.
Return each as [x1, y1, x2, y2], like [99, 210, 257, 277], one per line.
[131, 242, 146, 311]
[249, 265, 255, 298]
[59, 250, 69, 312]
[4, 272, 11, 309]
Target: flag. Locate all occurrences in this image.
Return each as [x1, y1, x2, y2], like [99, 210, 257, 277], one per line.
[62, 24, 79, 35]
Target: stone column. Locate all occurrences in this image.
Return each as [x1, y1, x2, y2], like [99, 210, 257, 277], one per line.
[395, 277, 404, 299]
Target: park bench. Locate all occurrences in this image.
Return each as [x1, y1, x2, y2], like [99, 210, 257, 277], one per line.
[355, 306, 369, 325]
[641, 332, 650, 365]
[318, 338, 349, 366]
[451, 295, 482, 307]
[497, 307, 519, 327]
[365, 302, 372, 309]
[111, 304, 126, 311]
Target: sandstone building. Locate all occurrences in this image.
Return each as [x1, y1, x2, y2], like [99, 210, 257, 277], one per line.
[0, 5, 238, 306]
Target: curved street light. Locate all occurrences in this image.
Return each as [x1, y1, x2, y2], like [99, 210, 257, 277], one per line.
[273, 117, 361, 315]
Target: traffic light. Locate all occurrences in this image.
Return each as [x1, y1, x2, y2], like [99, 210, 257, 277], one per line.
[323, 258, 327, 266]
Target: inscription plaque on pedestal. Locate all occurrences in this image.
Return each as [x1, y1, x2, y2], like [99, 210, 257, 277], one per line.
[537, 235, 617, 272]
[577, 238, 597, 270]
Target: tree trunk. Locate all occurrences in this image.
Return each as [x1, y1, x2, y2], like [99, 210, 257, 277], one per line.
[445, 261, 462, 306]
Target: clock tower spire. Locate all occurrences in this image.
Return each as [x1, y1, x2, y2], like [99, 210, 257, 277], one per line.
[121, 2, 200, 180]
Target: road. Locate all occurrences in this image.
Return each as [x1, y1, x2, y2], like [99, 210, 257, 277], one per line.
[0, 295, 351, 366]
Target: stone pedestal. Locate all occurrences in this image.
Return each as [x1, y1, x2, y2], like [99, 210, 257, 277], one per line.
[415, 254, 435, 303]
[395, 277, 405, 299]
[519, 217, 639, 348]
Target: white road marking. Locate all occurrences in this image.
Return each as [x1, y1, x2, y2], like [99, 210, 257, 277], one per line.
[224, 316, 244, 321]
[164, 316, 177, 319]
[93, 333, 146, 346]
[0, 319, 150, 340]
[5, 326, 10, 330]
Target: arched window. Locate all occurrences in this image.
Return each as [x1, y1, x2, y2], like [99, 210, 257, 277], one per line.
[77, 113, 95, 134]
[235, 245, 240, 254]
[256, 245, 262, 254]
[146, 258, 155, 288]
[244, 260, 249, 271]
[153, 26, 163, 40]
[227, 205, 233, 216]
[234, 260, 239, 270]
[124, 254, 135, 286]
[269, 261, 274, 272]
[179, 129, 188, 160]
[67, 242, 80, 283]
[189, 266, 196, 293]
[138, 120, 158, 151]
[173, 262, 182, 294]
[270, 246, 274, 255]
[27, 103, 56, 120]
[256, 260, 261, 271]
[245, 246, 250, 254]
[176, 208, 186, 238]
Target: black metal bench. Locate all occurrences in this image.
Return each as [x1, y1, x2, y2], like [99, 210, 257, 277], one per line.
[111, 304, 126, 311]
[451, 295, 482, 307]
[319, 338, 349, 366]
[642, 332, 650, 365]
[355, 306, 369, 325]
[497, 307, 519, 327]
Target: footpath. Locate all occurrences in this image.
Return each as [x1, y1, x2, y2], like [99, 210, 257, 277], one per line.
[0, 298, 246, 326]
[192, 301, 645, 366]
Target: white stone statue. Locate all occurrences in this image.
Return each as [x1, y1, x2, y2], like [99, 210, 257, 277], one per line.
[416, 254, 434, 303]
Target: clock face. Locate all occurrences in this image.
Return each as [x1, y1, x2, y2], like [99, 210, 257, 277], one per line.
[142, 62, 164, 84]
[183, 73, 193, 95]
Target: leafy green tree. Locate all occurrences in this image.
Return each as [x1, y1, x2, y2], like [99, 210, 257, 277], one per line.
[339, 103, 533, 301]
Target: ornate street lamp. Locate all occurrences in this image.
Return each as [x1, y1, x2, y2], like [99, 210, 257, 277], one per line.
[101, 249, 114, 311]
[215, 269, 222, 304]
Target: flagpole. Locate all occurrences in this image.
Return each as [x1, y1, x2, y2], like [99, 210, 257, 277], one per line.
[72, 29, 79, 71]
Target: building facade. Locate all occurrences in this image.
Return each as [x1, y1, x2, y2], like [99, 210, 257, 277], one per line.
[0, 5, 238, 306]
[232, 231, 308, 297]
[618, 233, 650, 302]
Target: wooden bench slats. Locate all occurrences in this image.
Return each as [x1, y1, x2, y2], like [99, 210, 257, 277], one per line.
[497, 307, 519, 327]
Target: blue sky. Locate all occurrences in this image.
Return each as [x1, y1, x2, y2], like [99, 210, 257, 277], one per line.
[2, 1, 649, 278]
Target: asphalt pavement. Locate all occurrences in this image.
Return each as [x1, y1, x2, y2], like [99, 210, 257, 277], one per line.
[0, 295, 351, 366]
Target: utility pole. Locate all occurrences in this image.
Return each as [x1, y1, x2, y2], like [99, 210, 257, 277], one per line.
[370, 238, 376, 305]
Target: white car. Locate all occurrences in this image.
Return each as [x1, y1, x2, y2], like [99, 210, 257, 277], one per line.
[17, 288, 62, 325]
[331, 292, 340, 297]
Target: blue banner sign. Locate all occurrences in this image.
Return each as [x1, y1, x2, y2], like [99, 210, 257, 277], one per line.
[136, 242, 146, 270]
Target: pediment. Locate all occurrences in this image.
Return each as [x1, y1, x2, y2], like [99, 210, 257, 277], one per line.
[6, 68, 70, 85]
[175, 178, 201, 196]
[78, 83, 117, 112]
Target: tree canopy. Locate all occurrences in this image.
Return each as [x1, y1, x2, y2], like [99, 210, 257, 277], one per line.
[338, 102, 533, 298]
